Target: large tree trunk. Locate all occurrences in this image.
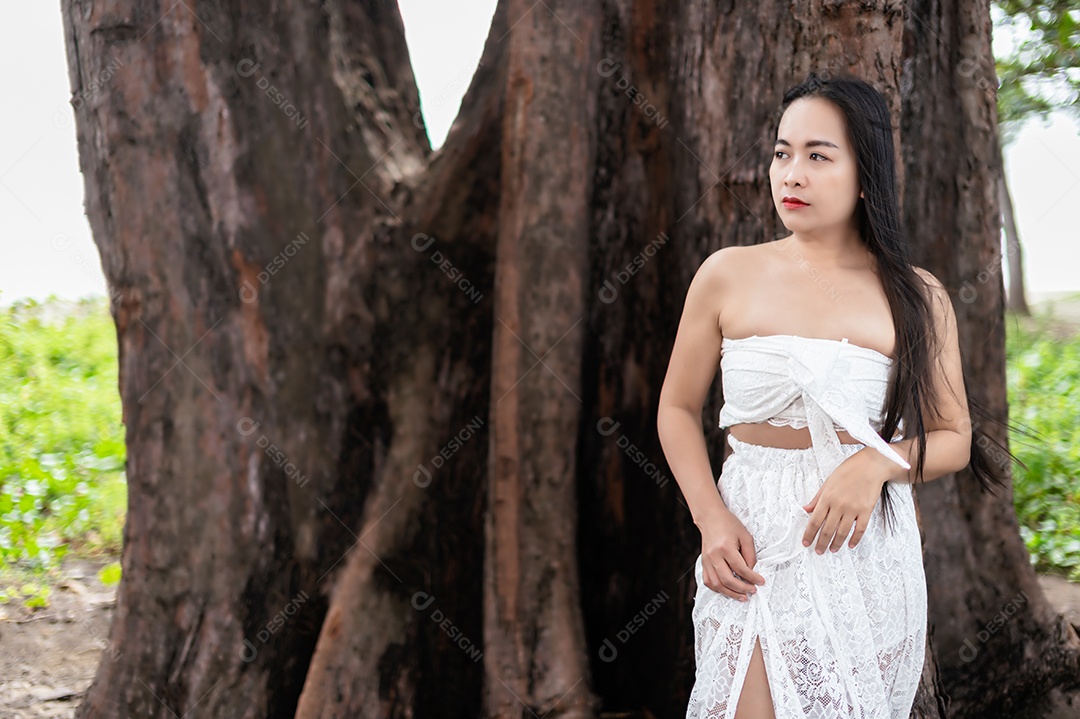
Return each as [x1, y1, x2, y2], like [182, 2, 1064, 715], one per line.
[60, 0, 1076, 717]
[900, 1, 1080, 717]
[479, 3, 601, 716]
[62, 1, 500, 716]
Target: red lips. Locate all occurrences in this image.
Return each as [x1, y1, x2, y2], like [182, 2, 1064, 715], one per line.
[782, 196, 809, 206]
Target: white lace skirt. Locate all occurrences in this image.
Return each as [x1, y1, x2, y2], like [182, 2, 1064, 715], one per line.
[686, 434, 927, 719]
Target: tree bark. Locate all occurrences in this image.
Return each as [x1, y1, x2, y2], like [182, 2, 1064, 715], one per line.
[62, 0, 497, 716]
[900, 0, 1080, 716]
[479, 2, 602, 716]
[999, 146, 1030, 316]
[290, 2, 510, 714]
[59, 0, 1077, 717]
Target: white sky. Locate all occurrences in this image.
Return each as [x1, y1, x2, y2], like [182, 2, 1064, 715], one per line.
[2, 2, 1076, 306]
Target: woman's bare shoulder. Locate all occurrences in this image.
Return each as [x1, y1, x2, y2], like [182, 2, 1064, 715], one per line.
[694, 244, 754, 285]
[911, 265, 949, 303]
[912, 265, 939, 284]
[689, 246, 757, 335]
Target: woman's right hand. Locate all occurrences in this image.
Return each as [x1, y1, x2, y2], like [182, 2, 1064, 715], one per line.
[698, 509, 767, 601]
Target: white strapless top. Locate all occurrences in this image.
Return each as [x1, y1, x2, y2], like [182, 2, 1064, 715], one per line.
[718, 334, 911, 477]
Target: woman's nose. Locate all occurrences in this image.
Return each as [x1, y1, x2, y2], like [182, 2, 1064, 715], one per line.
[785, 164, 805, 187]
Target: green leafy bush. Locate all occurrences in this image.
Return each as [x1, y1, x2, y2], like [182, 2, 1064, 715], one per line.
[0, 295, 126, 579]
[1006, 306, 1080, 581]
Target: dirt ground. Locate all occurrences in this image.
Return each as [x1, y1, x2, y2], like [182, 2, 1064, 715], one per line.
[0, 557, 117, 718]
[0, 557, 1078, 718]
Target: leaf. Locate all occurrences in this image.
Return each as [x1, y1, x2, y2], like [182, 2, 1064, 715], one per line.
[98, 561, 122, 586]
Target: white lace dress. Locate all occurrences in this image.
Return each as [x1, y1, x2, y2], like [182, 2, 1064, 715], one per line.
[685, 334, 927, 719]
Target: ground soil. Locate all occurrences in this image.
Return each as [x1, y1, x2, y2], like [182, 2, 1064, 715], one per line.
[0, 557, 118, 718]
[0, 556, 1077, 718]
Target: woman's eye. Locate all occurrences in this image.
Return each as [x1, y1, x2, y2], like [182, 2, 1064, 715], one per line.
[774, 151, 827, 161]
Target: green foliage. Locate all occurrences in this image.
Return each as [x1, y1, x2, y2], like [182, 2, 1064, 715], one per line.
[993, 1, 1080, 142]
[0, 576, 50, 607]
[98, 560, 122, 586]
[1006, 303, 1080, 581]
[0, 295, 126, 590]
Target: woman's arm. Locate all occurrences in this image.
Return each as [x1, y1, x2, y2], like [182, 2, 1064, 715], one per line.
[657, 249, 733, 526]
[866, 267, 972, 484]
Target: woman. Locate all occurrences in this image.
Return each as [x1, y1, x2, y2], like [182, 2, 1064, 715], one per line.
[657, 72, 1011, 719]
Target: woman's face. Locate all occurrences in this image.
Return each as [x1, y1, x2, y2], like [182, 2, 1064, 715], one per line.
[769, 96, 862, 235]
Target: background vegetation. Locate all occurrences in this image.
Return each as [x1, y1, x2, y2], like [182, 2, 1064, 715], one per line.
[0, 294, 1076, 607]
[1006, 296, 1080, 581]
[0, 296, 125, 605]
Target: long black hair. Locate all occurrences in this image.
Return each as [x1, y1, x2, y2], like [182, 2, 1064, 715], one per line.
[773, 70, 1027, 533]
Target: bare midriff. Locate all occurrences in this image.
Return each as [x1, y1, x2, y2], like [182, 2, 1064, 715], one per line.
[724, 421, 863, 461]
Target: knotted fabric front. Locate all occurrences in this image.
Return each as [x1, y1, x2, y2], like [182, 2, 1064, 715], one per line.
[717, 333, 911, 479]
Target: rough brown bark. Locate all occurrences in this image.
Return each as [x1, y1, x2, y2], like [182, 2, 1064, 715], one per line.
[62, 0, 494, 716]
[900, 0, 1080, 716]
[480, 1, 601, 716]
[59, 0, 1076, 717]
[291, 2, 509, 715]
[999, 147, 1030, 316]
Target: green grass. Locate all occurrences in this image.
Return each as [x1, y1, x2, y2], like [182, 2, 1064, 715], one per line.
[1006, 300, 1080, 582]
[0, 294, 126, 605]
[0, 294, 1077, 608]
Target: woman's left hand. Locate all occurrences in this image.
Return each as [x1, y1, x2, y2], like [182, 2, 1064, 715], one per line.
[801, 449, 891, 553]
